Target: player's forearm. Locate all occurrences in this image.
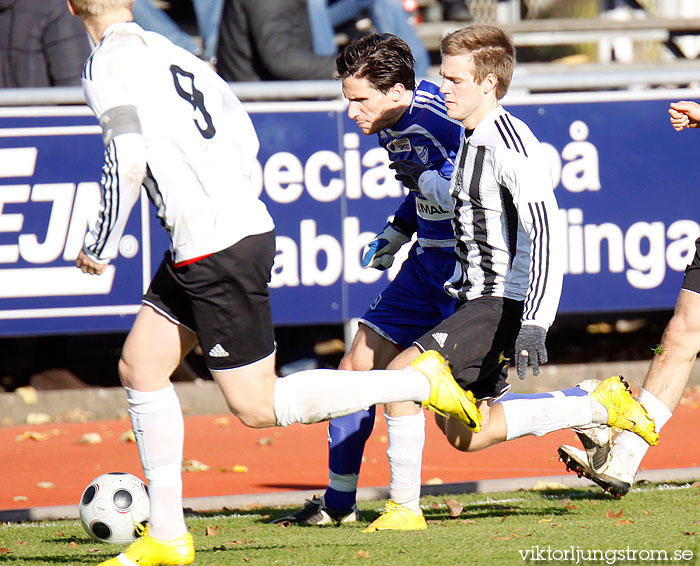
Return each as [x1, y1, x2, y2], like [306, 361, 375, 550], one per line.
[83, 134, 146, 262]
[416, 170, 452, 211]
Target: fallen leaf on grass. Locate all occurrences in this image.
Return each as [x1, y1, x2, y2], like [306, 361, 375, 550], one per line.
[354, 550, 371, 558]
[13, 541, 26, 546]
[55, 408, 94, 423]
[205, 526, 218, 537]
[538, 519, 552, 523]
[531, 481, 568, 491]
[605, 509, 624, 519]
[15, 386, 37, 405]
[683, 532, 696, 536]
[491, 536, 511, 541]
[182, 459, 209, 472]
[15, 431, 48, 442]
[445, 498, 463, 517]
[615, 520, 634, 526]
[459, 519, 477, 525]
[0, 548, 11, 554]
[25, 413, 51, 425]
[66, 541, 78, 549]
[430, 502, 440, 509]
[120, 430, 136, 443]
[690, 481, 700, 488]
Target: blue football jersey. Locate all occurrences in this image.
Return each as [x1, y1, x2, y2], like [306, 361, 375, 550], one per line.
[376, 80, 462, 246]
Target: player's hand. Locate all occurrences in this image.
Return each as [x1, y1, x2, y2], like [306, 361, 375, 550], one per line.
[669, 101, 700, 131]
[514, 325, 548, 380]
[389, 160, 429, 192]
[76, 250, 109, 275]
[361, 222, 411, 270]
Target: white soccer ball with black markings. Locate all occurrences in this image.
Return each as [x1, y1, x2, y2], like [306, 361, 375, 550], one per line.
[79, 472, 150, 543]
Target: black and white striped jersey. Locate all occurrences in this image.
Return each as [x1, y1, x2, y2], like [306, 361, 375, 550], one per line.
[419, 105, 563, 329]
[81, 22, 274, 264]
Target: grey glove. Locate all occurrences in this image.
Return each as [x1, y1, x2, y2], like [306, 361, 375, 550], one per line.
[389, 159, 429, 192]
[514, 325, 548, 380]
[361, 222, 411, 270]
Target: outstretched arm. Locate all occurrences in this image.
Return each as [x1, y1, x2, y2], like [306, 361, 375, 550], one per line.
[669, 101, 700, 131]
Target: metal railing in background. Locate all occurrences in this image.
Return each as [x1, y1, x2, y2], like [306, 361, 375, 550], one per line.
[2, 61, 700, 107]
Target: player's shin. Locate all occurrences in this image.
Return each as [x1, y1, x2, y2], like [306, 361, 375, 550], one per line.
[126, 385, 188, 541]
[612, 388, 673, 474]
[501, 395, 593, 440]
[386, 411, 425, 514]
[326, 408, 376, 511]
[272, 368, 429, 426]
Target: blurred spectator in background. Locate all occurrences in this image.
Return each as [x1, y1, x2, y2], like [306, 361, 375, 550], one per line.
[132, 0, 223, 63]
[439, 0, 471, 21]
[217, 0, 336, 82]
[307, 0, 430, 77]
[0, 0, 90, 88]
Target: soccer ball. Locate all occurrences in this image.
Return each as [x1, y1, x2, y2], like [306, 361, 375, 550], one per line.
[79, 472, 150, 543]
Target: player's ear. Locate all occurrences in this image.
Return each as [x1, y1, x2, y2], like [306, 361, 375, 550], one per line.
[390, 82, 405, 102]
[483, 72, 498, 96]
[66, 0, 77, 16]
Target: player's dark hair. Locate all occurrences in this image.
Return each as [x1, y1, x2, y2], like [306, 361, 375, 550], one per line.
[441, 25, 515, 99]
[336, 33, 416, 93]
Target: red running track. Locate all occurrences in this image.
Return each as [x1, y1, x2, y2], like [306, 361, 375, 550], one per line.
[3, 389, 699, 511]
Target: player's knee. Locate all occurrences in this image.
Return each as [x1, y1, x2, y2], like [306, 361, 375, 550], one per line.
[225, 396, 276, 428]
[663, 312, 700, 355]
[117, 357, 135, 388]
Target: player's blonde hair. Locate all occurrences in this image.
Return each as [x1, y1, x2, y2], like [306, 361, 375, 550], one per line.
[441, 25, 515, 100]
[69, 0, 134, 17]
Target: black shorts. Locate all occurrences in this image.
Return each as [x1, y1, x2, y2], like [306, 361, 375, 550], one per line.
[682, 237, 700, 294]
[142, 231, 276, 371]
[415, 296, 523, 400]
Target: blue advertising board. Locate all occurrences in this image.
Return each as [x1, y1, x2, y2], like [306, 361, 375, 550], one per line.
[0, 90, 699, 336]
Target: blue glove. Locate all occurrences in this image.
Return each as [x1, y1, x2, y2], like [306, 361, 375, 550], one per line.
[361, 222, 411, 270]
[514, 325, 548, 380]
[389, 159, 430, 192]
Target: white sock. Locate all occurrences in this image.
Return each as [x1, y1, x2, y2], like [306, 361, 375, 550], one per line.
[126, 385, 187, 541]
[272, 367, 429, 426]
[386, 411, 425, 514]
[613, 388, 673, 475]
[502, 396, 593, 440]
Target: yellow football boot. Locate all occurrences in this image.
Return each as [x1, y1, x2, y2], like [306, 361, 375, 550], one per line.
[590, 376, 658, 446]
[363, 500, 427, 532]
[412, 350, 482, 432]
[98, 525, 195, 566]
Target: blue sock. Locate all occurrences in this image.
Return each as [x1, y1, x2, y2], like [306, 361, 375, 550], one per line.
[497, 385, 589, 402]
[324, 406, 375, 511]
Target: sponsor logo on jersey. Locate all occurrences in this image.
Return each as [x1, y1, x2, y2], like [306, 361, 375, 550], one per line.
[208, 343, 230, 357]
[415, 145, 430, 164]
[387, 138, 411, 153]
[415, 197, 453, 221]
[369, 293, 382, 310]
[432, 332, 448, 348]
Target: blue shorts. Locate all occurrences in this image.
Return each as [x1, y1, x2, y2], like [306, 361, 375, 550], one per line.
[360, 243, 457, 350]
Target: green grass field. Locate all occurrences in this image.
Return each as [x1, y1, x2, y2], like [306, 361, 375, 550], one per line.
[1, 483, 697, 565]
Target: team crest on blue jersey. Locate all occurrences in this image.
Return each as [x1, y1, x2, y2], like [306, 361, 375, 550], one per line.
[387, 138, 411, 153]
[415, 145, 429, 164]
